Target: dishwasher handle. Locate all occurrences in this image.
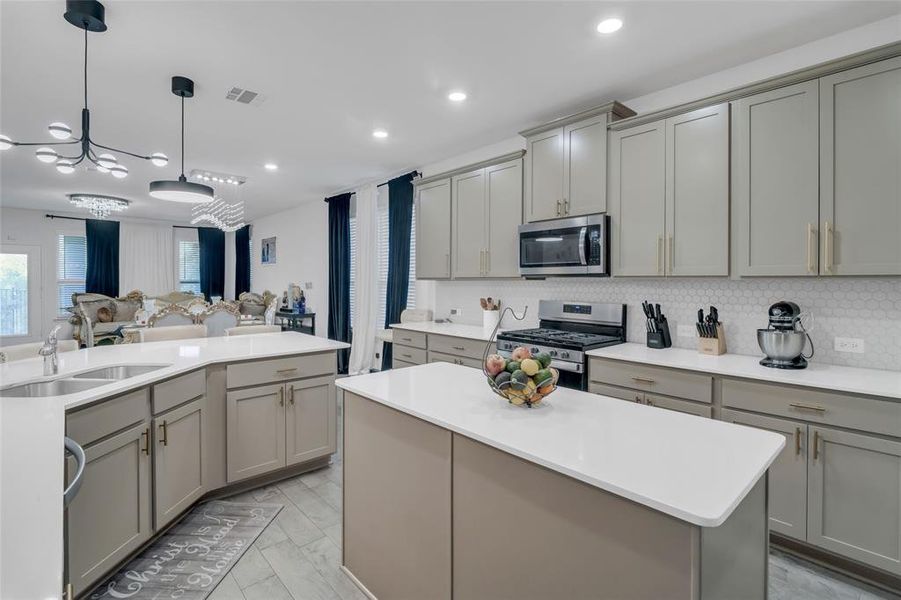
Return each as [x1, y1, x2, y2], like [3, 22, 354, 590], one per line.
[64, 437, 86, 507]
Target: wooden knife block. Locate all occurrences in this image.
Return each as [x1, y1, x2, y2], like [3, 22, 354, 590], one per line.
[698, 324, 727, 356]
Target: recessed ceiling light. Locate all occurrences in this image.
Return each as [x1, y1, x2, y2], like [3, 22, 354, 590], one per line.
[596, 18, 623, 34]
[372, 129, 388, 139]
[264, 163, 278, 171]
[448, 91, 467, 102]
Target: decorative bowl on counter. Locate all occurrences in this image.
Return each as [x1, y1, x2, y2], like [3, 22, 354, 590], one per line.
[481, 306, 558, 408]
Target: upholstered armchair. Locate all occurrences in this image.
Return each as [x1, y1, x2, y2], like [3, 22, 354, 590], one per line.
[70, 290, 144, 347]
[237, 290, 277, 317]
[198, 302, 240, 337]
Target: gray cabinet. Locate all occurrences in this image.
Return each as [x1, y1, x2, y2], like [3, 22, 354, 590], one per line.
[524, 128, 565, 222]
[286, 375, 337, 466]
[722, 409, 807, 541]
[226, 383, 287, 482]
[452, 169, 487, 278]
[415, 178, 452, 279]
[66, 422, 152, 597]
[609, 104, 729, 277]
[819, 56, 901, 276]
[808, 425, 901, 574]
[732, 81, 820, 276]
[153, 397, 205, 529]
[563, 115, 608, 217]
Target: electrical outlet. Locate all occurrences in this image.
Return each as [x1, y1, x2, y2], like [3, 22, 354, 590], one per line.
[304, 282, 313, 290]
[834, 337, 865, 354]
[449, 308, 463, 317]
[677, 324, 694, 338]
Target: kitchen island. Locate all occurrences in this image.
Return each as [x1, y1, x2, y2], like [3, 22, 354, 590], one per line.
[0, 332, 348, 600]
[337, 362, 785, 600]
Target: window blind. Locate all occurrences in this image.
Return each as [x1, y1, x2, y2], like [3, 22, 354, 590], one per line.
[178, 240, 201, 295]
[57, 234, 86, 314]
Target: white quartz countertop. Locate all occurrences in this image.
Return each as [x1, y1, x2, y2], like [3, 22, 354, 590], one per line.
[337, 362, 784, 527]
[586, 343, 901, 400]
[390, 321, 499, 342]
[0, 331, 349, 410]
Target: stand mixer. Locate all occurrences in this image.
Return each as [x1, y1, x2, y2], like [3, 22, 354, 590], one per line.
[757, 301, 814, 369]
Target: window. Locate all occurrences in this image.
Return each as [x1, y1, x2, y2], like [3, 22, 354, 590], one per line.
[0, 252, 29, 335]
[178, 240, 201, 295]
[57, 234, 86, 315]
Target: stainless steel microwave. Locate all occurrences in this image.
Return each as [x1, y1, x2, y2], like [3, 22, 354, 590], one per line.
[518, 214, 610, 277]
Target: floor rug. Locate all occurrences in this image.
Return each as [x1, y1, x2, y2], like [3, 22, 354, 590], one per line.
[87, 501, 283, 600]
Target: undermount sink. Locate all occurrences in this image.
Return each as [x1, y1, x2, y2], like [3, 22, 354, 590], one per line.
[70, 364, 167, 380]
[0, 378, 111, 398]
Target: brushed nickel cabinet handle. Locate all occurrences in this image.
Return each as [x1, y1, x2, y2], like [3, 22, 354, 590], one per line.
[453, 346, 466, 351]
[276, 367, 298, 375]
[446, 253, 450, 276]
[656, 236, 664, 275]
[646, 398, 654, 407]
[159, 421, 168, 446]
[789, 403, 826, 414]
[631, 377, 655, 385]
[668, 235, 674, 274]
[806, 223, 816, 274]
[142, 427, 150, 455]
[278, 387, 285, 407]
[289, 386, 295, 405]
[401, 353, 412, 359]
[813, 430, 820, 461]
[65, 583, 74, 600]
[795, 427, 801, 456]
[400, 336, 412, 342]
[824, 221, 833, 274]
[563, 198, 569, 215]
[634, 395, 643, 403]
[486, 250, 490, 274]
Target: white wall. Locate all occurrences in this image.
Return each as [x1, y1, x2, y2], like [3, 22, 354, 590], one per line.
[249, 200, 329, 337]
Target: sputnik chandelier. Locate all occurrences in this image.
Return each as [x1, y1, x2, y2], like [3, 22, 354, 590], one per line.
[0, 1, 168, 178]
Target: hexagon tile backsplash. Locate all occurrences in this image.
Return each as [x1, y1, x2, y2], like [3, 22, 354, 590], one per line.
[431, 277, 901, 371]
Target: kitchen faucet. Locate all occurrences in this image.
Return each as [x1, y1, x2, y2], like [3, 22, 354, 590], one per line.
[39, 324, 62, 376]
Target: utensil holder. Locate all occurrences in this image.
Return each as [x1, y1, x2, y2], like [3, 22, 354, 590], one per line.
[482, 309, 500, 331]
[698, 324, 727, 355]
[646, 320, 672, 349]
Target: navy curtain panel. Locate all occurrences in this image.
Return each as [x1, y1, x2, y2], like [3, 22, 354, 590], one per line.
[381, 171, 417, 370]
[85, 219, 119, 297]
[197, 227, 225, 302]
[326, 192, 352, 374]
[234, 224, 251, 297]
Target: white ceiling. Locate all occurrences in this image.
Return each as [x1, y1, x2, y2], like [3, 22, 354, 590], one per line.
[1, 1, 899, 222]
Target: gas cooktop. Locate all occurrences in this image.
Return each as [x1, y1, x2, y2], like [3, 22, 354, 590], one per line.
[499, 328, 623, 350]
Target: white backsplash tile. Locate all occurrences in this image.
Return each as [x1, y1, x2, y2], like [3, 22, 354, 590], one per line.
[429, 277, 901, 371]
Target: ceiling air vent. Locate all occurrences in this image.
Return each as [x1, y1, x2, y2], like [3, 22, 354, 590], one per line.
[225, 86, 266, 106]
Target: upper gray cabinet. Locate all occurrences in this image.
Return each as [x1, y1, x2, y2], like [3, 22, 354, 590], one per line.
[521, 102, 635, 223]
[609, 103, 729, 277]
[819, 56, 901, 276]
[415, 178, 452, 279]
[732, 81, 820, 276]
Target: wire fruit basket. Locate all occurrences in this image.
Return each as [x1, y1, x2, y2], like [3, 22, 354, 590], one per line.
[482, 306, 559, 408]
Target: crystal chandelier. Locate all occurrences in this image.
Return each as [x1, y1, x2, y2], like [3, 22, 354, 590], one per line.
[190, 170, 245, 230]
[67, 193, 129, 219]
[0, 1, 168, 178]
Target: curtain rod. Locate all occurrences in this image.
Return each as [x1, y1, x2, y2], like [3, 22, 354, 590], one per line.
[45, 214, 199, 229]
[326, 169, 421, 200]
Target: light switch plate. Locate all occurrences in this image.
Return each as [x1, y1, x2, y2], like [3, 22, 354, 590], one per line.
[834, 337, 864, 354]
[304, 282, 313, 290]
[450, 308, 463, 317]
[677, 324, 694, 338]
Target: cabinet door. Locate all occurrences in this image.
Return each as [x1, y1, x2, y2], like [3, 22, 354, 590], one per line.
[820, 57, 901, 275]
[608, 121, 666, 276]
[485, 158, 523, 277]
[733, 81, 819, 276]
[226, 383, 286, 482]
[525, 128, 565, 222]
[154, 397, 205, 529]
[564, 115, 608, 216]
[808, 425, 901, 574]
[67, 422, 152, 597]
[452, 169, 487, 278]
[721, 410, 807, 541]
[286, 375, 337, 466]
[644, 393, 712, 418]
[416, 178, 452, 279]
[665, 104, 730, 276]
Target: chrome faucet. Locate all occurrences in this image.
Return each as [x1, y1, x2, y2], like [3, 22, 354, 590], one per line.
[39, 324, 62, 376]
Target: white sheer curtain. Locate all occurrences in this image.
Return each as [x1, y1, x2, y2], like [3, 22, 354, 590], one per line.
[348, 184, 380, 375]
[119, 222, 175, 296]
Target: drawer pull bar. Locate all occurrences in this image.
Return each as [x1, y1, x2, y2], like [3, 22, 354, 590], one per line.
[631, 377, 655, 385]
[789, 403, 826, 413]
[400, 337, 412, 342]
[813, 430, 820, 461]
[452, 346, 466, 351]
[159, 420, 168, 446]
[276, 368, 299, 375]
[634, 395, 643, 403]
[289, 386, 295, 405]
[142, 427, 150, 455]
[401, 353, 412, 359]
[278, 387, 285, 407]
[794, 427, 801, 456]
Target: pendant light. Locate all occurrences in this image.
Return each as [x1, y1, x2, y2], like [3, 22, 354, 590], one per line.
[149, 76, 214, 203]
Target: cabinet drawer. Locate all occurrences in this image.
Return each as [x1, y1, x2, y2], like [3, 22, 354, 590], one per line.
[588, 358, 712, 403]
[153, 369, 205, 415]
[393, 345, 427, 365]
[66, 388, 150, 447]
[227, 352, 335, 389]
[428, 350, 483, 369]
[392, 329, 427, 349]
[644, 393, 712, 418]
[588, 381, 644, 403]
[721, 378, 901, 438]
[428, 334, 490, 360]
[392, 359, 418, 370]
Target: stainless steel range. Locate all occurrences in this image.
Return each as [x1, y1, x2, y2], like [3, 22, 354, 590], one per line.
[496, 300, 627, 390]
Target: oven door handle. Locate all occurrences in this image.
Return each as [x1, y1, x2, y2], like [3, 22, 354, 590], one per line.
[549, 360, 583, 374]
[578, 227, 587, 266]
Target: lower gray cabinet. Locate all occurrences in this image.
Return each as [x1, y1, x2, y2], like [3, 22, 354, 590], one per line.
[154, 397, 205, 529]
[722, 409, 807, 541]
[808, 425, 901, 574]
[67, 422, 152, 597]
[226, 383, 287, 482]
[286, 376, 337, 466]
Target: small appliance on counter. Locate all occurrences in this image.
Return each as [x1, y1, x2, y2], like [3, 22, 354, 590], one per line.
[641, 301, 671, 349]
[697, 305, 726, 355]
[758, 301, 814, 369]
